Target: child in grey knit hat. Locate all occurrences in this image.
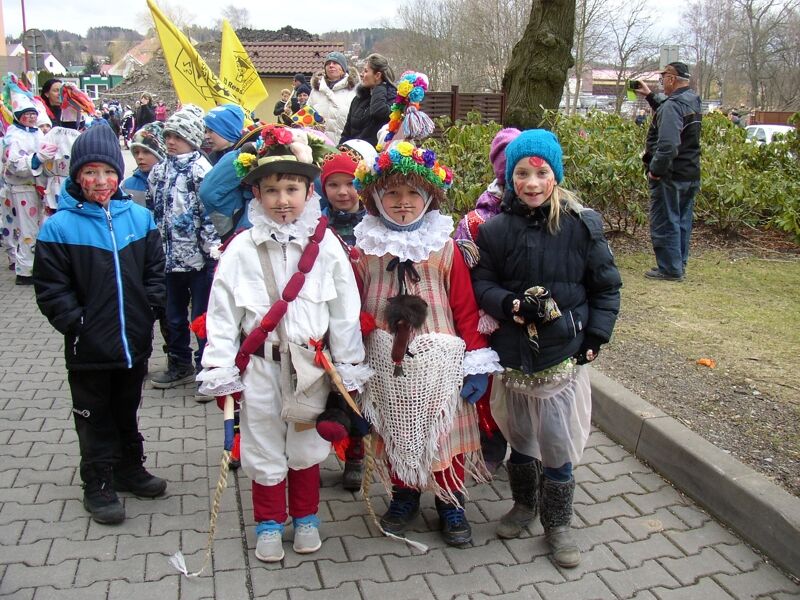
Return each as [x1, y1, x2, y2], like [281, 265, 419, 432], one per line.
[147, 104, 221, 394]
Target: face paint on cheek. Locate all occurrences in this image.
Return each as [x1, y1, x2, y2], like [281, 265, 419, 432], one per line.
[543, 175, 555, 200]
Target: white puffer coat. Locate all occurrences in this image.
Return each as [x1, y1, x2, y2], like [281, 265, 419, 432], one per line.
[307, 67, 360, 143]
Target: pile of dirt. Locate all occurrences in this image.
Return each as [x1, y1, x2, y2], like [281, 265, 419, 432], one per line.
[101, 26, 318, 110]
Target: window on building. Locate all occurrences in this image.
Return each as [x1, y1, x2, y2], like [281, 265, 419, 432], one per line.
[84, 84, 108, 100]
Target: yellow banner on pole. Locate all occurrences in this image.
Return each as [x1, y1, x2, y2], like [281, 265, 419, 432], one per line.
[219, 20, 269, 115]
[146, 0, 236, 111]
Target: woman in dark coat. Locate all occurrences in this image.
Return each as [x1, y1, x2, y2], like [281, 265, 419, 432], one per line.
[339, 54, 396, 147]
[134, 93, 156, 132]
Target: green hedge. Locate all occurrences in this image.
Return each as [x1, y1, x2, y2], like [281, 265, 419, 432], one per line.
[430, 110, 800, 242]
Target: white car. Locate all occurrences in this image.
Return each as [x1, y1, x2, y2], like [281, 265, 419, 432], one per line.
[745, 124, 796, 144]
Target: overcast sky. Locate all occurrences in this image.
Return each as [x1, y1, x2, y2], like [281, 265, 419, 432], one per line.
[4, 1, 400, 37]
[4, 0, 682, 42]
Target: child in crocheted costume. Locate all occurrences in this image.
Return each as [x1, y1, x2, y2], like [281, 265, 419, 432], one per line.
[353, 140, 502, 547]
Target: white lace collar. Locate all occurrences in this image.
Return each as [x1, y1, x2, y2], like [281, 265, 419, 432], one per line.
[249, 195, 322, 246]
[354, 210, 454, 262]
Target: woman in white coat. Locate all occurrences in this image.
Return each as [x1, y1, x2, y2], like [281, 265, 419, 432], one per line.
[307, 52, 359, 144]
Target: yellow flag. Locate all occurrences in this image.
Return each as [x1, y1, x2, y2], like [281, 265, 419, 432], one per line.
[146, 0, 236, 111]
[219, 20, 269, 115]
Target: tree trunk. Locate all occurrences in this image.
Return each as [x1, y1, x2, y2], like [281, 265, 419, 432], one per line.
[502, 0, 576, 128]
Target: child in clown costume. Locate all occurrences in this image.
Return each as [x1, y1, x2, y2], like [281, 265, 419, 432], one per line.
[1, 77, 45, 285]
[197, 125, 370, 563]
[353, 138, 502, 547]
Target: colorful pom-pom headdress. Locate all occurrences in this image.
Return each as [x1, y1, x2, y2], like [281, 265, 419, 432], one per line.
[380, 71, 435, 150]
[353, 139, 454, 215]
[234, 123, 335, 185]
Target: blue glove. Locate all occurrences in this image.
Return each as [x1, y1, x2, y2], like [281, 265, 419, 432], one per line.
[31, 154, 42, 170]
[461, 373, 489, 404]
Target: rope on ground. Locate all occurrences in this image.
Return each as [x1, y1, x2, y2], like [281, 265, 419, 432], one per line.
[169, 449, 232, 577]
[360, 433, 428, 553]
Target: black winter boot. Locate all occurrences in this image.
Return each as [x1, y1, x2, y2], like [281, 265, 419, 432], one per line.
[497, 460, 542, 539]
[540, 477, 580, 568]
[342, 436, 364, 491]
[83, 464, 125, 524]
[114, 435, 167, 498]
[150, 355, 195, 389]
[435, 492, 472, 547]
[380, 487, 421, 534]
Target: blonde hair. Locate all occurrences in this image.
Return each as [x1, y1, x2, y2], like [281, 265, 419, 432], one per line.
[280, 88, 291, 96]
[546, 186, 585, 234]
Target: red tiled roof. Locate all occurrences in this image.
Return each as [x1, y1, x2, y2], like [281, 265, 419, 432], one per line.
[242, 42, 345, 76]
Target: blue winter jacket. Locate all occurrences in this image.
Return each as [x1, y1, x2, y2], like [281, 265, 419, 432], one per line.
[121, 168, 150, 209]
[33, 179, 166, 370]
[198, 149, 253, 241]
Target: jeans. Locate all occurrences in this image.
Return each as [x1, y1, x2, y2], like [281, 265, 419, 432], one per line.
[649, 178, 700, 277]
[165, 265, 215, 369]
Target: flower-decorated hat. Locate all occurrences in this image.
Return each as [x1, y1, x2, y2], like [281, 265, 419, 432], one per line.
[235, 123, 333, 185]
[380, 71, 435, 150]
[354, 140, 453, 215]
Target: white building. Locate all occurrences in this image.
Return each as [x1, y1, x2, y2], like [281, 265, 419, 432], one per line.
[7, 43, 68, 75]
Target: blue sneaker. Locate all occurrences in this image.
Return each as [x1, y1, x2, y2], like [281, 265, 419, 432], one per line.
[255, 520, 284, 562]
[292, 514, 321, 554]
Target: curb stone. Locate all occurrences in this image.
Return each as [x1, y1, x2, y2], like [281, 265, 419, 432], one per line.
[589, 366, 800, 579]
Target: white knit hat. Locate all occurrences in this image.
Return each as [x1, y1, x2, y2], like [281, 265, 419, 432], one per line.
[164, 104, 205, 150]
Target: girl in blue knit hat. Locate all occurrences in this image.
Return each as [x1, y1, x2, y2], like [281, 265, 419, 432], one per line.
[471, 129, 622, 568]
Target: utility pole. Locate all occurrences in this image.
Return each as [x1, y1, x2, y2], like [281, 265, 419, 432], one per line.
[21, 0, 28, 72]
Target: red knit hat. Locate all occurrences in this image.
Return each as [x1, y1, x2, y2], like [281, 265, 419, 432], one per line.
[321, 151, 359, 190]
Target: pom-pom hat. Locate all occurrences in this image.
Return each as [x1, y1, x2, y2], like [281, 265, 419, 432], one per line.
[504, 129, 564, 185]
[235, 124, 331, 185]
[353, 140, 453, 215]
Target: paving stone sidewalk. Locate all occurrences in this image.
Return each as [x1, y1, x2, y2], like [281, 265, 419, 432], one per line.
[1, 267, 799, 599]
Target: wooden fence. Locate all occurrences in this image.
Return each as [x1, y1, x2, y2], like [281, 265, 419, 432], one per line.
[420, 85, 505, 136]
[752, 111, 795, 126]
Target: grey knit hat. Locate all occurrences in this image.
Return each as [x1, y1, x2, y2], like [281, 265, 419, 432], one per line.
[130, 121, 166, 162]
[69, 122, 125, 180]
[164, 104, 205, 150]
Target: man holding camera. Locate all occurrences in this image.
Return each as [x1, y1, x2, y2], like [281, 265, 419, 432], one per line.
[633, 62, 702, 282]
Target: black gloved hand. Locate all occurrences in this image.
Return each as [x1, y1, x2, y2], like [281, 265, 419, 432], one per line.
[502, 291, 551, 324]
[575, 333, 603, 365]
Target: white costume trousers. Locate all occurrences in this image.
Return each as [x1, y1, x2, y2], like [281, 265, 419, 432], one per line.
[7, 187, 42, 277]
[239, 355, 331, 487]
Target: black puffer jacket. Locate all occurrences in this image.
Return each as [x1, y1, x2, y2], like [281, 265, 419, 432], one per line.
[472, 194, 622, 374]
[339, 81, 397, 146]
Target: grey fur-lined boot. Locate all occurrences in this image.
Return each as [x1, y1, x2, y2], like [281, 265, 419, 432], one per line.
[540, 477, 580, 568]
[497, 460, 542, 539]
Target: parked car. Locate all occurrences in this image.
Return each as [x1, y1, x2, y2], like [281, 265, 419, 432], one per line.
[745, 124, 796, 144]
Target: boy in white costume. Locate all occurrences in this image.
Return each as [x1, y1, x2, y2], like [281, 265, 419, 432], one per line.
[197, 124, 370, 563]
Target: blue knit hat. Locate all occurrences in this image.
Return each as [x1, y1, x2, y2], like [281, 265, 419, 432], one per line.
[504, 129, 564, 185]
[69, 122, 125, 181]
[204, 104, 246, 143]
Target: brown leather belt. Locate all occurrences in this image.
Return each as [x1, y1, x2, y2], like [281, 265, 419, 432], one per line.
[241, 334, 281, 361]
